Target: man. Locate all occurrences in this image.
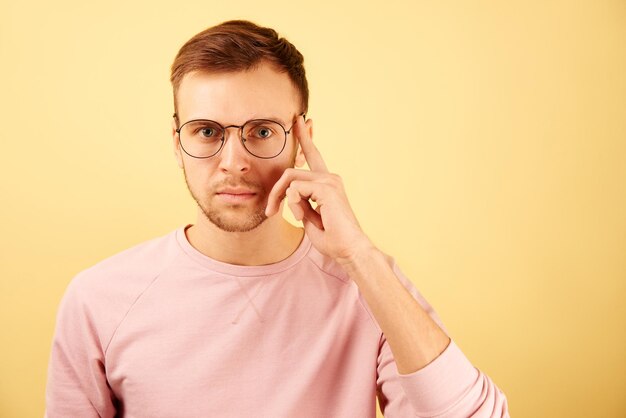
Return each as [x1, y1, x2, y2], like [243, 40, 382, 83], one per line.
[45, 20, 510, 417]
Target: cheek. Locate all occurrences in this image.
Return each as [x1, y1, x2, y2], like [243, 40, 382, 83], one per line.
[263, 164, 289, 190]
[183, 161, 218, 190]
[260, 156, 297, 193]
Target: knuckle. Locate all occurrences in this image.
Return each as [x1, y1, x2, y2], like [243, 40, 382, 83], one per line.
[326, 173, 341, 185]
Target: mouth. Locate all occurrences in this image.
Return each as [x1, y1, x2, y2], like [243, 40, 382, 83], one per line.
[216, 192, 257, 203]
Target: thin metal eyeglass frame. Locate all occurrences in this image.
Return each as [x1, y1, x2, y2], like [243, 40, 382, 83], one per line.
[174, 112, 307, 159]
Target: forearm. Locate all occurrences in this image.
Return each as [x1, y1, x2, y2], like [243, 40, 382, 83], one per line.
[339, 246, 451, 375]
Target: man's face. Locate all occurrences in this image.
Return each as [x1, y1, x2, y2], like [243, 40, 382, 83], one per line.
[172, 62, 307, 233]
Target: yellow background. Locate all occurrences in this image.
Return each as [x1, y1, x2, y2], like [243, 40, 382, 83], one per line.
[1, 1, 625, 417]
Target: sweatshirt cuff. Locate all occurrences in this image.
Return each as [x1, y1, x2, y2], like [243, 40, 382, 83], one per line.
[396, 339, 479, 416]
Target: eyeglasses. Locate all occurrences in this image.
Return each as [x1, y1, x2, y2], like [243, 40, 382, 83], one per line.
[174, 112, 306, 159]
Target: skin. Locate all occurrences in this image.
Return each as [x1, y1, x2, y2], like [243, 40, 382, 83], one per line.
[173, 60, 450, 374]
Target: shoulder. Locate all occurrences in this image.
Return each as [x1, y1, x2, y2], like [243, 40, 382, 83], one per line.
[54, 228, 184, 351]
[73, 229, 179, 288]
[89, 228, 178, 274]
[305, 244, 446, 333]
[60, 228, 182, 322]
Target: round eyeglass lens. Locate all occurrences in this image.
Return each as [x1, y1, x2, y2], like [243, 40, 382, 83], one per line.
[179, 120, 225, 158]
[241, 120, 286, 158]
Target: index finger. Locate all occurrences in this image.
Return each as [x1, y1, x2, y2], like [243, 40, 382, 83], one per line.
[295, 115, 329, 173]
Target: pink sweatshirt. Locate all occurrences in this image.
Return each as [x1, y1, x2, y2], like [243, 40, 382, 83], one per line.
[45, 224, 509, 417]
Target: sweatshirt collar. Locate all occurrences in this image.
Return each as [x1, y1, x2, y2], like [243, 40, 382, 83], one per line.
[175, 224, 311, 277]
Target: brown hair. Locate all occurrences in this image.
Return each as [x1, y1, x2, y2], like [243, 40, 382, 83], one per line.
[170, 20, 308, 119]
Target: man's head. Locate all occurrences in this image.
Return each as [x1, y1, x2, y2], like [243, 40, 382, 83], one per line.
[170, 20, 312, 233]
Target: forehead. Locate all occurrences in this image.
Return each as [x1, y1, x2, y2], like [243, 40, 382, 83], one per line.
[176, 62, 301, 124]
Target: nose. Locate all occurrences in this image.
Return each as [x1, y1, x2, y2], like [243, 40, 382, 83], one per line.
[217, 127, 251, 174]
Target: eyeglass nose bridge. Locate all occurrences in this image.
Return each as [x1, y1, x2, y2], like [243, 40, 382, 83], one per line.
[220, 124, 248, 144]
[213, 124, 256, 160]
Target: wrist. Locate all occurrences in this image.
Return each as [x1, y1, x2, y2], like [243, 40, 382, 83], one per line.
[336, 237, 380, 271]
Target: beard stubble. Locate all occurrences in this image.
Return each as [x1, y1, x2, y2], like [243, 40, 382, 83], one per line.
[181, 149, 297, 233]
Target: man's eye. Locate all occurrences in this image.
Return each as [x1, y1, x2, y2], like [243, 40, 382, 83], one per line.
[254, 127, 273, 138]
[200, 127, 216, 137]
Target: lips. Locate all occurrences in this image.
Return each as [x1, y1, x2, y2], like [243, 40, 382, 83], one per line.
[215, 187, 258, 204]
[216, 188, 256, 195]
[216, 189, 257, 203]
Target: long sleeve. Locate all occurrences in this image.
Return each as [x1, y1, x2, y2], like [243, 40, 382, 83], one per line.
[375, 261, 510, 417]
[44, 275, 118, 418]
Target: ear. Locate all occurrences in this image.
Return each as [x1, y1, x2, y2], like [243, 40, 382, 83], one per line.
[294, 118, 313, 168]
[172, 117, 184, 169]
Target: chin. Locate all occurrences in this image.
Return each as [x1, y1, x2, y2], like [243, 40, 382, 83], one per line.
[205, 208, 268, 233]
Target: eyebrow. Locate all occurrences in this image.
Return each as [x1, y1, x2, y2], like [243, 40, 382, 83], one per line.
[249, 115, 287, 125]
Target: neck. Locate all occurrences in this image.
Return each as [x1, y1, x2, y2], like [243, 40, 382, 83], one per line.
[184, 207, 305, 266]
